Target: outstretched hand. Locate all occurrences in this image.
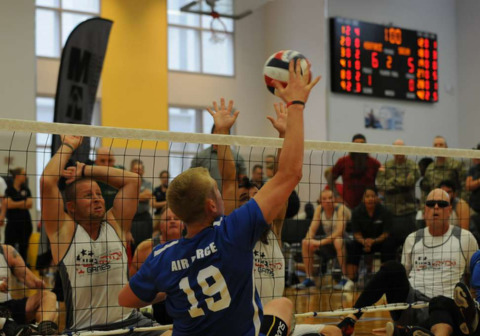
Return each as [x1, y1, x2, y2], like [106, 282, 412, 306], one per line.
[60, 135, 83, 151]
[207, 98, 240, 134]
[267, 103, 288, 137]
[272, 59, 321, 104]
[62, 161, 86, 184]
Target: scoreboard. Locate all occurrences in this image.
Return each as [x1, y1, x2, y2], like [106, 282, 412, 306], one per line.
[330, 17, 438, 102]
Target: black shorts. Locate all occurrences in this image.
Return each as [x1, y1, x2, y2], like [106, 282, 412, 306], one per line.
[2, 298, 28, 324]
[346, 240, 383, 265]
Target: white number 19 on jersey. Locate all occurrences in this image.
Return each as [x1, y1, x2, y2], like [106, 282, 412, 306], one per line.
[179, 265, 232, 318]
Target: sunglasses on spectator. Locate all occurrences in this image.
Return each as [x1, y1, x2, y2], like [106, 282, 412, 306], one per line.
[425, 200, 450, 208]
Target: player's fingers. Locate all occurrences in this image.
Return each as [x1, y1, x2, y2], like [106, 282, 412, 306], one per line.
[220, 98, 226, 111]
[295, 58, 302, 77]
[303, 62, 312, 84]
[307, 75, 321, 90]
[273, 103, 281, 116]
[266, 116, 275, 125]
[288, 60, 295, 82]
[232, 110, 240, 121]
[206, 107, 214, 116]
[227, 100, 234, 113]
[213, 101, 218, 112]
[271, 80, 284, 94]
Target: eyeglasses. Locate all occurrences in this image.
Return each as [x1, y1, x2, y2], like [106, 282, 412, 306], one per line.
[425, 200, 450, 208]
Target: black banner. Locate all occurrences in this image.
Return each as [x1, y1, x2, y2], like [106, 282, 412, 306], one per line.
[52, 17, 113, 162]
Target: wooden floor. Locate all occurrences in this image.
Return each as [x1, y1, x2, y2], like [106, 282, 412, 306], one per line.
[12, 271, 392, 335]
[285, 275, 393, 335]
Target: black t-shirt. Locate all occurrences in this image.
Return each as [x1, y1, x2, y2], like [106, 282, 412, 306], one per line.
[352, 203, 392, 239]
[153, 185, 167, 215]
[469, 164, 480, 212]
[5, 185, 32, 223]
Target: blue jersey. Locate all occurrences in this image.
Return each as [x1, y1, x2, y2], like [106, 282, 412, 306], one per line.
[470, 250, 480, 302]
[130, 199, 268, 336]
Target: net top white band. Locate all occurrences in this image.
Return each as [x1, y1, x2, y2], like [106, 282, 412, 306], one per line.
[1, 118, 479, 159]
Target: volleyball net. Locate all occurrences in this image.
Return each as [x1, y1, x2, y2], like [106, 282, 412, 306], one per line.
[0, 118, 478, 333]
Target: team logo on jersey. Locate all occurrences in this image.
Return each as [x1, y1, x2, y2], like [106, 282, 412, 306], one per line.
[75, 249, 123, 274]
[414, 255, 457, 270]
[254, 250, 283, 277]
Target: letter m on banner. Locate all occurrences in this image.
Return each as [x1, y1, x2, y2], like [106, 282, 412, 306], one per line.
[52, 18, 113, 163]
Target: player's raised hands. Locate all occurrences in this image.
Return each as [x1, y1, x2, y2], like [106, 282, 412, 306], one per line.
[62, 161, 86, 184]
[272, 59, 320, 104]
[207, 98, 240, 134]
[60, 135, 83, 151]
[267, 103, 288, 137]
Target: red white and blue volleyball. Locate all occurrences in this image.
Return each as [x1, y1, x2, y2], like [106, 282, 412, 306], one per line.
[263, 50, 311, 96]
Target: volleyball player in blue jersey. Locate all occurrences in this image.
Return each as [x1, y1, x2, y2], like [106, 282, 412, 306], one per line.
[119, 60, 320, 335]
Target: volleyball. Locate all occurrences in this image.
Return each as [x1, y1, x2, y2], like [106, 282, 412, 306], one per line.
[263, 50, 310, 96]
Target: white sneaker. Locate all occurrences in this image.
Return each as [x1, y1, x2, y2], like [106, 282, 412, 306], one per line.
[343, 279, 355, 291]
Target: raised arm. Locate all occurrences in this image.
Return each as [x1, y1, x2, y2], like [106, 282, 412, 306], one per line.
[267, 102, 288, 241]
[209, 98, 239, 215]
[40, 135, 82, 240]
[254, 60, 320, 223]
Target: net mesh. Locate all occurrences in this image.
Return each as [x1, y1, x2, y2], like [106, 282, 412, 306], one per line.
[0, 118, 479, 334]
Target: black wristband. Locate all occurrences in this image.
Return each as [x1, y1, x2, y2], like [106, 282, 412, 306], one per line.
[286, 100, 305, 108]
[62, 143, 75, 152]
[81, 165, 87, 178]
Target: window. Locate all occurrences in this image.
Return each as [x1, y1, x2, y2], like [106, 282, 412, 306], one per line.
[168, 0, 235, 76]
[168, 106, 215, 178]
[35, 0, 100, 58]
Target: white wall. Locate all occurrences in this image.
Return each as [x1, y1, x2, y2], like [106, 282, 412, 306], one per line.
[457, 0, 480, 149]
[263, 0, 327, 142]
[168, 8, 268, 138]
[327, 0, 460, 148]
[0, 0, 35, 121]
[0, 1, 36, 225]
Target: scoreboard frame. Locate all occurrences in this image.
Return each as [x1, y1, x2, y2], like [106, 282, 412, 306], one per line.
[330, 17, 438, 103]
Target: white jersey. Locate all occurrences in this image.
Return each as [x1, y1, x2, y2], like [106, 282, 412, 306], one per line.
[0, 246, 12, 303]
[253, 230, 285, 306]
[402, 225, 478, 299]
[59, 221, 132, 330]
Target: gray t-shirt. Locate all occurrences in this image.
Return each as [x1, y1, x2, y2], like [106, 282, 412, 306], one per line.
[190, 146, 247, 189]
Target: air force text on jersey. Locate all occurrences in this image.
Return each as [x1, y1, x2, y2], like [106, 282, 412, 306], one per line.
[164, 242, 219, 272]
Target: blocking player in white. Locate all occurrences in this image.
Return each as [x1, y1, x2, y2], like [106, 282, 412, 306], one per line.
[41, 137, 163, 335]
[119, 60, 320, 336]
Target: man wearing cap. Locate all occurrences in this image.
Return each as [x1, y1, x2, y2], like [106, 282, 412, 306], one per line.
[328, 134, 381, 209]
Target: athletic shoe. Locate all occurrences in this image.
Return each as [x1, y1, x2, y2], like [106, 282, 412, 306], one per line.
[36, 321, 58, 335]
[334, 278, 348, 290]
[293, 278, 315, 290]
[2, 319, 32, 336]
[385, 322, 433, 336]
[337, 316, 356, 336]
[454, 282, 479, 335]
[335, 278, 355, 291]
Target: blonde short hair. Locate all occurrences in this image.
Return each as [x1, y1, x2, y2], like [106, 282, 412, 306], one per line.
[167, 167, 216, 223]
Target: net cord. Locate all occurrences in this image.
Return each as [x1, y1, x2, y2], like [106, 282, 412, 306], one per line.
[64, 302, 429, 335]
[1, 118, 480, 159]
